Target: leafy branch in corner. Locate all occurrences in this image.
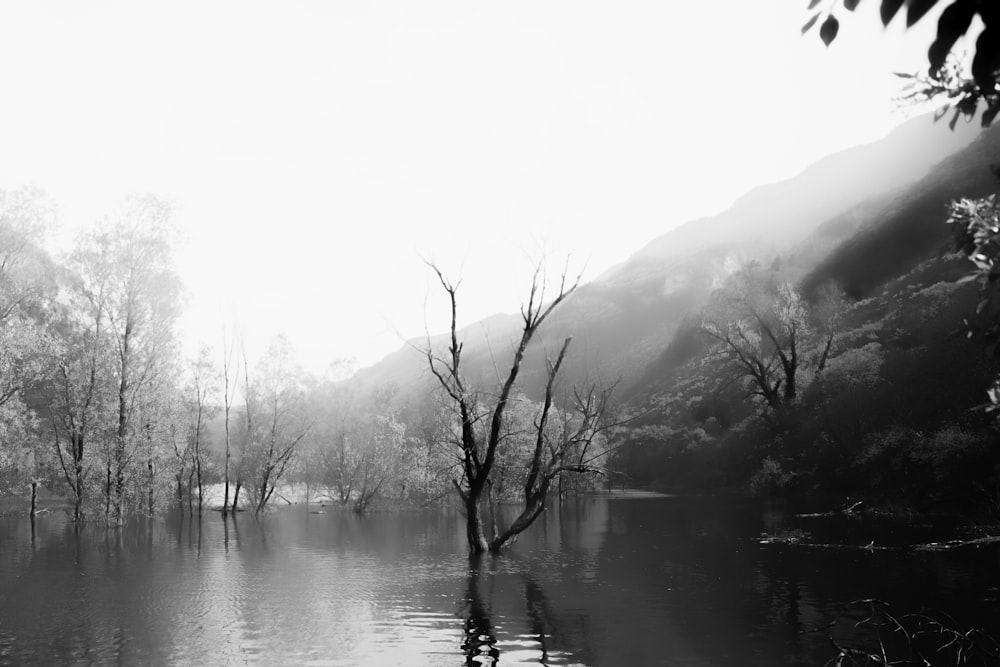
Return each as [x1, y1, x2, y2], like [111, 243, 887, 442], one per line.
[803, 0, 1000, 126]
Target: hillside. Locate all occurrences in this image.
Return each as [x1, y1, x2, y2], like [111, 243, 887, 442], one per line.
[353, 113, 980, 403]
[601, 113, 980, 287]
[804, 121, 1000, 298]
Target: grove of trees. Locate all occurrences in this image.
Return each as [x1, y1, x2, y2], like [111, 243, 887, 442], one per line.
[0, 193, 620, 535]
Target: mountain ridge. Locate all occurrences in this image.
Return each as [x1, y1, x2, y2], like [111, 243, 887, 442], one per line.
[351, 112, 985, 405]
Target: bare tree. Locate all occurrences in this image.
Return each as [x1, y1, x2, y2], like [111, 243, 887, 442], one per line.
[426, 263, 616, 553]
[221, 325, 239, 517]
[343, 414, 405, 513]
[702, 267, 810, 414]
[240, 336, 312, 515]
[169, 417, 191, 515]
[811, 281, 848, 374]
[186, 346, 217, 514]
[703, 317, 786, 411]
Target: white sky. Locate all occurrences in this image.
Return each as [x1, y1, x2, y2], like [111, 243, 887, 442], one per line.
[0, 1, 964, 374]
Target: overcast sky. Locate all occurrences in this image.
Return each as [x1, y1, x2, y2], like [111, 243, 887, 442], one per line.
[0, 1, 964, 374]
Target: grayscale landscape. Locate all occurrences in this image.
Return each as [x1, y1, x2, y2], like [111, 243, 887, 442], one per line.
[2, 1, 1000, 665]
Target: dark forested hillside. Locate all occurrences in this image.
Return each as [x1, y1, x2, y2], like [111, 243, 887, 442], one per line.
[615, 253, 999, 506]
[804, 122, 1000, 298]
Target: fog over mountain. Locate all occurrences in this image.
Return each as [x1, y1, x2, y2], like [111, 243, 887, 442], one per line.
[353, 112, 984, 400]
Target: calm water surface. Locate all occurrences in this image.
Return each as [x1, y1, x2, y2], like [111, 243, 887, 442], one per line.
[1, 494, 998, 666]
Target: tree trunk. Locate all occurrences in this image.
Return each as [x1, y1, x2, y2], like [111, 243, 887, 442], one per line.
[194, 402, 204, 515]
[113, 449, 126, 526]
[195, 455, 203, 515]
[74, 439, 84, 521]
[29, 481, 37, 517]
[105, 460, 112, 522]
[223, 468, 230, 516]
[187, 467, 195, 517]
[147, 457, 155, 519]
[176, 472, 184, 516]
[489, 482, 550, 553]
[464, 488, 489, 553]
[232, 480, 242, 512]
[222, 399, 231, 517]
[256, 467, 271, 515]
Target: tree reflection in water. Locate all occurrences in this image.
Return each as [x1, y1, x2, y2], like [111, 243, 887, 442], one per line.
[460, 553, 581, 666]
[461, 554, 500, 665]
[523, 574, 555, 664]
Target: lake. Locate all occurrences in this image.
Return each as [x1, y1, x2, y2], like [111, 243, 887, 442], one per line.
[1, 493, 997, 665]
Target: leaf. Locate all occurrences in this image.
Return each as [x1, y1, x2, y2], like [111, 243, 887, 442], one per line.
[906, 0, 938, 27]
[843, 0, 860, 9]
[880, 0, 904, 26]
[802, 12, 821, 33]
[820, 15, 840, 45]
[808, 0, 822, 9]
[928, 0, 977, 73]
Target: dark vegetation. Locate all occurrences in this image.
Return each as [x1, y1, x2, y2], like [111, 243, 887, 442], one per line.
[613, 250, 1000, 513]
[608, 0, 1000, 516]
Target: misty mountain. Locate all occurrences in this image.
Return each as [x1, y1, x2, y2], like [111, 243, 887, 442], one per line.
[804, 120, 1000, 298]
[353, 112, 982, 404]
[599, 113, 980, 289]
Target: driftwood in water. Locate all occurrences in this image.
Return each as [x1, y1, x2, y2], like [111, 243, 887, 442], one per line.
[796, 500, 865, 518]
[757, 534, 1000, 551]
[914, 535, 1000, 551]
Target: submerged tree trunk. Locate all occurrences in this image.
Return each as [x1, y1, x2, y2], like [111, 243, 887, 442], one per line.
[424, 264, 617, 554]
[464, 491, 490, 553]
